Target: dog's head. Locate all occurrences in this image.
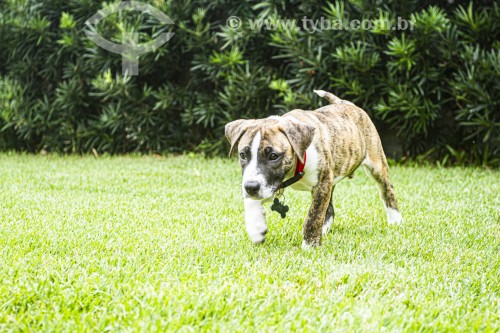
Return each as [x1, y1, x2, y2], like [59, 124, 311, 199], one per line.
[225, 117, 315, 200]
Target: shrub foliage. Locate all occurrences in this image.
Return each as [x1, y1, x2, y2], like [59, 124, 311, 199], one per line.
[0, 0, 498, 165]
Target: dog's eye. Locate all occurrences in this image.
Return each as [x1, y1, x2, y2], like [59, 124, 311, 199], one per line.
[239, 152, 246, 160]
[269, 153, 279, 161]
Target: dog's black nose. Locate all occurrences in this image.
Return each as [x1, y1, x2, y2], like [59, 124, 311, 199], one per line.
[244, 181, 260, 195]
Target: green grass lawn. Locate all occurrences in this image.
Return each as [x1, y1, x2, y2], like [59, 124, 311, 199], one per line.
[0, 154, 499, 332]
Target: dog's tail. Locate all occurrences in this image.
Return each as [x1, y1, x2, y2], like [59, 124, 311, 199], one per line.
[313, 90, 354, 105]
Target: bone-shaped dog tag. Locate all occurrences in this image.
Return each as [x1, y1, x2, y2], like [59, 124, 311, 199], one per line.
[271, 198, 289, 218]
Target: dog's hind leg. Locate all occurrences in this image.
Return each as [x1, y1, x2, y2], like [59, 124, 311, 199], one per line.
[322, 189, 335, 235]
[362, 153, 402, 225]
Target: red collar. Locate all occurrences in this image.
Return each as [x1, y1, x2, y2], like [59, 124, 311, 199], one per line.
[295, 152, 306, 174]
[280, 152, 306, 189]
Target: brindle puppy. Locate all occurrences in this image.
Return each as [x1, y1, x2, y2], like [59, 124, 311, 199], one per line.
[225, 90, 402, 248]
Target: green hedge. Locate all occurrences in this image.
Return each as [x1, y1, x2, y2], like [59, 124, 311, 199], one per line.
[0, 0, 498, 165]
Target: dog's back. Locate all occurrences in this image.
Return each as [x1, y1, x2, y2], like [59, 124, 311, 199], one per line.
[283, 93, 381, 179]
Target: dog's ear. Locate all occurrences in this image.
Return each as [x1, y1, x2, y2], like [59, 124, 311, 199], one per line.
[279, 120, 315, 163]
[225, 119, 253, 157]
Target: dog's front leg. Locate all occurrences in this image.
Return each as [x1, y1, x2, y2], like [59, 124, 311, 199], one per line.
[244, 198, 268, 244]
[302, 173, 333, 248]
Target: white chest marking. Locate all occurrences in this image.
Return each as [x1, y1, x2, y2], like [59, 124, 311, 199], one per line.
[289, 144, 319, 192]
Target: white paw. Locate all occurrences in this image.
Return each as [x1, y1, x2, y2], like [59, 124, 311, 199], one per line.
[302, 240, 320, 250]
[386, 207, 403, 224]
[302, 240, 312, 250]
[249, 232, 266, 244]
[247, 225, 267, 244]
